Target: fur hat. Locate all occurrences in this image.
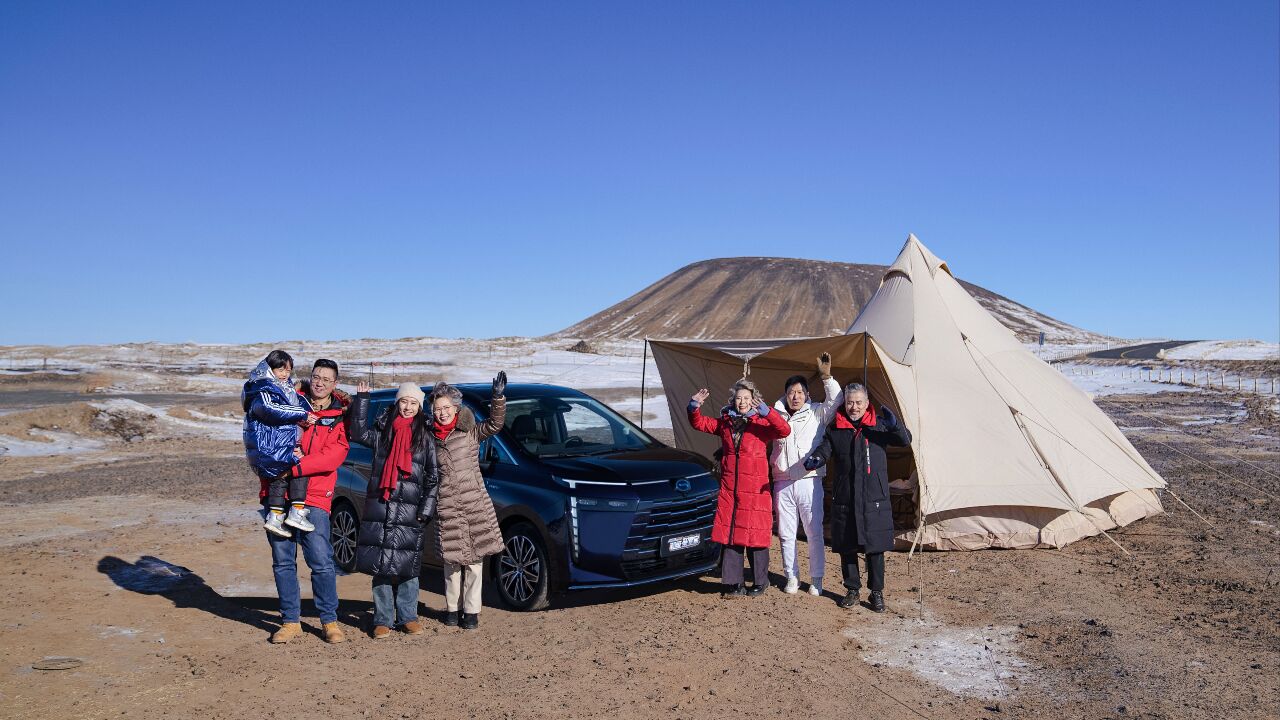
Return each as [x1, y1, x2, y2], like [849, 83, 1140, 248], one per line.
[394, 382, 425, 407]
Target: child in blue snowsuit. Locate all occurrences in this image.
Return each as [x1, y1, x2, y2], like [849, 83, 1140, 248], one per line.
[242, 350, 314, 538]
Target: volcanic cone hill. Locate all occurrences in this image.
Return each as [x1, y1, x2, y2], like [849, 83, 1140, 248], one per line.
[554, 257, 1106, 342]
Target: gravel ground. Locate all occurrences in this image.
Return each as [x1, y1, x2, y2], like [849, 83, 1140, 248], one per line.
[0, 385, 1276, 720]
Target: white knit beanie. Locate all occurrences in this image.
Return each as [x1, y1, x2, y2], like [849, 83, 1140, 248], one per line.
[394, 382, 426, 407]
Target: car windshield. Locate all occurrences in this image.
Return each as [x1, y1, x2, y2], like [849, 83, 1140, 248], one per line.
[503, 396, 659, 458]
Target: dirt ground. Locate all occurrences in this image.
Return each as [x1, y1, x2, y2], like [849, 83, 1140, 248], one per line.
[0, 375, 1277, 720]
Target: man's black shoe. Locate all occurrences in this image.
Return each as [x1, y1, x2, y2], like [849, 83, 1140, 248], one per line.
[443, 610, 459, 627]
[746, 583, 767, 597]
[838, 590, 859, 609]
[460, 613, 479, 630]
[868, 591, 886, 613]
[721, 583, 747, 598]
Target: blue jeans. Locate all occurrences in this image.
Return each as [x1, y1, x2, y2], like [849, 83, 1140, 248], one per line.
[371, 575, 420, 627]
[266, 507, 339, 624]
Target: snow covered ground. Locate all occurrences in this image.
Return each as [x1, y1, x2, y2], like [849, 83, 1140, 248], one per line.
[1163, 340, 1279, 361]
[3, 337, 1272, 451]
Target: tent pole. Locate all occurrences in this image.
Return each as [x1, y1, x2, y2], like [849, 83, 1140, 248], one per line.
[640, 339, 649, 430]
[862, 331, 868, 389]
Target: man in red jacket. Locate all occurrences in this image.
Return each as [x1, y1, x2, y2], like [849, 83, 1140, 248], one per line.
[262, 358, 350, 644]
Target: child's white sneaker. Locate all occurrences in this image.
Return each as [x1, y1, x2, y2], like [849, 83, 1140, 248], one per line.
[284, 506, 314, 532]
[783, 576, 800, 594]
[809, 578, 823, 596]
[263, 511, 292, 538]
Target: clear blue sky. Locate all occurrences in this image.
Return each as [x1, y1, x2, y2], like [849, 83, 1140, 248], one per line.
[2, 2, 1277, 345]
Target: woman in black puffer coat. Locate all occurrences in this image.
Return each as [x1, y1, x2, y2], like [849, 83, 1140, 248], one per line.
[347, 381, 439, 638]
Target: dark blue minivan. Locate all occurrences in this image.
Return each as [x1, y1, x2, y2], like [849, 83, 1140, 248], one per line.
[330, 383, 720, 610]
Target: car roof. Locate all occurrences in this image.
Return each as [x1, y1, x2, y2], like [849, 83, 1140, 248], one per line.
[361, 383, 589, 403]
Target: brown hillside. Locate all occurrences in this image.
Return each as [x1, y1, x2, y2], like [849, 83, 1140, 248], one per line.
[555, 257, 1106, 342]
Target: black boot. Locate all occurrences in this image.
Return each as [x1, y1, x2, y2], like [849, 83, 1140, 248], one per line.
[868, 591, 885, 613]
[838, 589, 859, 608]
[721, 583, 746, 598]
[443, 610, 459, 627]
[746, 583, 767, 597]
[460, 613, 479, 630]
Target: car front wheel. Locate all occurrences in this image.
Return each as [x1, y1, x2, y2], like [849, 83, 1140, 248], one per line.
[330, 501, 359, 573]
[493, 522, 550, 611]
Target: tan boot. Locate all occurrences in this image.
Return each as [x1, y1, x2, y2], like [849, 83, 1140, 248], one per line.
[372, 625, 392, 639]
[402, 620, 423, 635]
[322, 622, 346, 644]
[270, 622, 303, 644]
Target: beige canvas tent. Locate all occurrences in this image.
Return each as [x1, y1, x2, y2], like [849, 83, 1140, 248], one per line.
[648, 235, 1165, 550]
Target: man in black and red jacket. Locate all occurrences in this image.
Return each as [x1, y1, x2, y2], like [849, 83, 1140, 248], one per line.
[261, 358, 350, 644]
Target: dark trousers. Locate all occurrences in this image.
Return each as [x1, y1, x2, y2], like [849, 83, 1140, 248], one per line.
[840, 552, 885, 592]
[721, 545, 769, 587]
[266, 475, 310, 508]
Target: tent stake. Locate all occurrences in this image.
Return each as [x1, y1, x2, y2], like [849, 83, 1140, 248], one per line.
[1167, 489, 1215, 528]
[1097, 527, 1132, 558]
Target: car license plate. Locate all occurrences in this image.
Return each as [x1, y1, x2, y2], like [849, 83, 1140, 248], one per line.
[665, 533, 701, 555]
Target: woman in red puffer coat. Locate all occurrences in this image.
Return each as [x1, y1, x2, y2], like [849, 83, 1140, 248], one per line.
[688, 378, 790, 597]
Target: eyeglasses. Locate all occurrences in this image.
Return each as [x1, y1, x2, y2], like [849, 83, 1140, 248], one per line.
[311, 374, 337, 385]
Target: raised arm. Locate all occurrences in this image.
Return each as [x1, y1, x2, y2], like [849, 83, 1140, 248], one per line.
[475, 372, 507, 440]
[877, 405, 912, 447]
[753, 401, 792, 440]
[345, 388, 379, 448]
[686, 388, 721, 435]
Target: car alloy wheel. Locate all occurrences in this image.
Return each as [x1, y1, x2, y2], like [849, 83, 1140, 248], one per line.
[495, 522, 550, 611]
[330, 502, 358, 573]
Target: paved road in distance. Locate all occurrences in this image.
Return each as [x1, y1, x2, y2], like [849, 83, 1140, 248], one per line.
[1086, 340, 1200, 360]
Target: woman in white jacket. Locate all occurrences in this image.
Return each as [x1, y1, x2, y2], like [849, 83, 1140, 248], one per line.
[770, 352, 841, 595]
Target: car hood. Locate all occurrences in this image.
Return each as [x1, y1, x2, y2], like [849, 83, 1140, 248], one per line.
[538, 446, 711, 484]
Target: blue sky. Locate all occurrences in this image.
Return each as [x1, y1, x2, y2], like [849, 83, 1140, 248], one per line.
[2, 2, 1277, 345]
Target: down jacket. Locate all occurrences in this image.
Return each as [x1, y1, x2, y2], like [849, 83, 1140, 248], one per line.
[256, 387, 350, 512]
[434, 397, 506, 566]
[812, 408, 912, 555]
[242, 359, 311, 479]
[770, 375, 842, 484]
[347, 393, 440, 579]
[688, 404, 791, 548]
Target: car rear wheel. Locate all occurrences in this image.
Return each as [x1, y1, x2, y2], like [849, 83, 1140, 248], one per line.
[330, 501, 359, 573]
[493, 522, 550, 611]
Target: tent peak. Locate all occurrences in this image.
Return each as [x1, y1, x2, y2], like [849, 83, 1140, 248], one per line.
[897, 234, 952, 278]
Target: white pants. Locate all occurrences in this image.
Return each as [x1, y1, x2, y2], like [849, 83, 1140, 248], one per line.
[774, 476, 825, 581]
[444, 561, 484, 614]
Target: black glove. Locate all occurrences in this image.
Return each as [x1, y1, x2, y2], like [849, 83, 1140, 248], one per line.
[492, 370, 507, 398]
[879, 405, 897, 429]
[803, 455, 825, 471]
[417, 498, 437, 524]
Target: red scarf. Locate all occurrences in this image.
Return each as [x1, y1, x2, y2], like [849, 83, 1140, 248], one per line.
[834, 405, 876, 430]
[433, 415, 458, 441]
[380, 415, 416, 500]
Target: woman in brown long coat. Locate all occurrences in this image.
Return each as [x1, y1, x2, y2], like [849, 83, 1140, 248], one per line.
[428, 373, 507, 630]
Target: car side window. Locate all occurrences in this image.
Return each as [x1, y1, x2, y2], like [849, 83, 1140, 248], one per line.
[479, 437, 516, 465]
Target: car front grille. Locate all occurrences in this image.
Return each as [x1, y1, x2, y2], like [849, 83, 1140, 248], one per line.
[620, 490, 717, 580]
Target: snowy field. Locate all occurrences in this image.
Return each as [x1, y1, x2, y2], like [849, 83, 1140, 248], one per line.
[1163, 339, 1279, 361]
[2, 336, 1276, 459]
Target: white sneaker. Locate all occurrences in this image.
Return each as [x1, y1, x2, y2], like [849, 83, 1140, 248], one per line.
[808, 578, 823, 596]
[783, 576, 800, 594]
[263, 511, 292, 538]
[284, 506, 315, 532]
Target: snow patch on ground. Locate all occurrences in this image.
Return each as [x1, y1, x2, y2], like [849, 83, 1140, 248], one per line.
[1163, 340, 1279, 361]
[847, 607, 1029, 698]
[1054, 364, 1191, 397]
[0, 430, 106, 457]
